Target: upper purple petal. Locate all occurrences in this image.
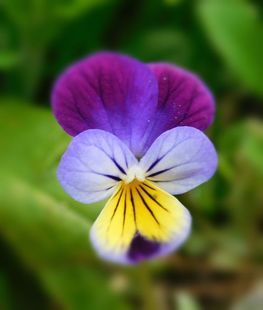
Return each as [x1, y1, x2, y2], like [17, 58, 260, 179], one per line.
[141, 63, 215, 150]
[52, 53, 215, 157]
[52, 52, 158, 157]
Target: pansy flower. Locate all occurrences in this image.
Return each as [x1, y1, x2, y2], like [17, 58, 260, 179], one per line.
[52, 52, 217, 264]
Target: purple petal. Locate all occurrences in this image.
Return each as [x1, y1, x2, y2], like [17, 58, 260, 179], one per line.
[141, 63, 215, 150]
[139, 126, 218, 195]
[52, 52, 158, 157]
[57, 129, 138, 204]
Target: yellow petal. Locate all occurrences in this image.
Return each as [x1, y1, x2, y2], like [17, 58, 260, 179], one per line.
[90, 180, 191, 263]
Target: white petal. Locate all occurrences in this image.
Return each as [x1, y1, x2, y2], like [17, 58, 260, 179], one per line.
[58, 129, 138, 203]
[139, 126, 217, 195]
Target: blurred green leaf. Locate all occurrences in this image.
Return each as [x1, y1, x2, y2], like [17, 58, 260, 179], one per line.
[163, 0, 184, 6]
[42, 266, 129, 310]
[1, 0, 113, 100]
[198, 0, 263, 96]
[0, 176, 92, 268]
[241, 121, 263, 175]
[217, 119, 263, 255]
[2, 0, 111, 27]
[220, 119, 263, 175]
[0, 51, 20, 69]
[0, 99, 101, 218]
[125, 28, 191, 65]
[0, 176, 128, 309]
[0, 100, 69, 178]
[175, 291, 201, 310]
[54, 0, 110, 20]
[0, 100, 129, 309]
[0, 273, 13, 309]
[0, 99, 69, 203]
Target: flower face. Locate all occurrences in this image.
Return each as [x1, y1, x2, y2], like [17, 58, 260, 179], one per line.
[52, 52, 217, 264]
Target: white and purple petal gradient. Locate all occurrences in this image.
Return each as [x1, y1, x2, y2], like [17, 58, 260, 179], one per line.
[57, 129, 137, 204]
[57, 127, 217, 264]
[52, 52, 215, 157]
[139, 126, 218, 195]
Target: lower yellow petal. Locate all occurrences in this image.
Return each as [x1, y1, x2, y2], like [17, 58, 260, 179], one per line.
[134, 180, 190, 243]
[90, 179, 191, 263]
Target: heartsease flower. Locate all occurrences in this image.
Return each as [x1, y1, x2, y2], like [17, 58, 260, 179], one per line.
[52, 52, 217, 264]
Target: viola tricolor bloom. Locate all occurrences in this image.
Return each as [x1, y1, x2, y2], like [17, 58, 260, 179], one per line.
[52, 52, 217, 264]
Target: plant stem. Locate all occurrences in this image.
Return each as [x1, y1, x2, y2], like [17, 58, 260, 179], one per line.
[137, 263, 157, 310]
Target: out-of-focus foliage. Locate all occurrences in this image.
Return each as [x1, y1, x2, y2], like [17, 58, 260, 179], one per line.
[198, 0, 263, 96]
[0, 0, 262, 309]
[1, 0, 113, 99]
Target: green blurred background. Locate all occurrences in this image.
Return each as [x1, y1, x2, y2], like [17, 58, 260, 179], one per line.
[0, 0, 263, 309]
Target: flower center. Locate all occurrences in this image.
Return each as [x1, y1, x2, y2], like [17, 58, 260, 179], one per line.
[123, 165, 145, 184]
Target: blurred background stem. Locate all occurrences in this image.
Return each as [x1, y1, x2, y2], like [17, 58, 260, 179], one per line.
[137, 264, 157, 310]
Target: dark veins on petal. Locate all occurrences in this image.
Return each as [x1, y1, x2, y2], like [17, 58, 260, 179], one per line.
[127, 234, 160, 262]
